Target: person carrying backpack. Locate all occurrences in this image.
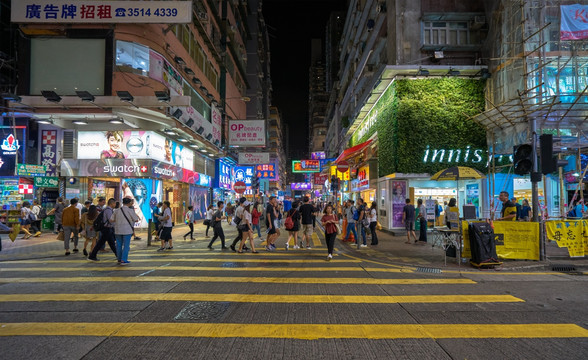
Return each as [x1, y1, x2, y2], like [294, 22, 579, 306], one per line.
[284, 202, 300, 250]
[343, 200, 358, 242]
[87, 198, 118, 262]
[31, 201, 43, 237]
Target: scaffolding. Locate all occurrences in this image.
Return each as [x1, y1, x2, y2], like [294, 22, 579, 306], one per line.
[474, 0, 588, 221]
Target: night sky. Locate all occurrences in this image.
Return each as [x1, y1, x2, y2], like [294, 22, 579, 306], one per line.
[264, 0, 347, 160]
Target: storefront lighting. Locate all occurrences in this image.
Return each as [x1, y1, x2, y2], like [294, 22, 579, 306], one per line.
[109, 118, 124, 124]
[41, 90, 62, 103]
[37, 118, 54, 125]
[196, 126, 205, 134]
[206, 93, 214, 100]
[178, 138, 188, 142]
[172, 108, 183, 119]
[75, 91, 95, 102]
[185, 118, 195, 127]
[1, 93, 22, 102]
[116, 91, 134, 102]
[184, 67, 195, 75]
[174, 56, 186, 65]
[192, 77, 202, 85]
[201, 149, 208, 153]
[164, 129, 177, 135]
[206, 134, 213, 141]
[573, 172, 580, 177]
[154, 90, 170, 102]
[72, 120, 88, 125]
[199, 86, 208, 95]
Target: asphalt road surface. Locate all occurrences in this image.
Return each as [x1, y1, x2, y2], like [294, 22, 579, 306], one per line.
[0, 224, 587, 359]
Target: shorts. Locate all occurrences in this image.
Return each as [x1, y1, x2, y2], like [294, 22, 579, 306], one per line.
[405, 221, 414, 231]
[267, 227, 276, 235]
[302, 224, 313, 236]
[160, 227, 172, 241]
[274, 219, 281, 229]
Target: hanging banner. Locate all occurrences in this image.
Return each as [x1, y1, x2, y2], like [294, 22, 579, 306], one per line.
[238, 152, 270, 165]
[12, 1, 193, 24]
[228, 120, 266, 147]
[40, 130, 58, 176]
[462, 221, 540, 260]
[545, 220, 588, 258]
[561, 4, 588, 41]
[16, 163, 46, 177]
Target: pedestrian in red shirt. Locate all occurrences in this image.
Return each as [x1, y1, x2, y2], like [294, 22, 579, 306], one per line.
[321, 205, 339, 261]
[251, 202, 262, 238]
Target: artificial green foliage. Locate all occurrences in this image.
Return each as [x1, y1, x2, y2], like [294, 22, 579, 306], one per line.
[352, 78, 487, 176]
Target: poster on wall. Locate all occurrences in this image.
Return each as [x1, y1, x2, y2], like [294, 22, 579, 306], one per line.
[466, 183, 480, 217]
[40, 130, 58, 176]
[122, 178, 153, 228]
[391, 181, 407, 228]
[189, 185, 209, 220]
[77, 131, 194, 170]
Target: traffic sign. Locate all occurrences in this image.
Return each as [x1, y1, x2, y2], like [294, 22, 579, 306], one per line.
[337, 161, 349, 173]
[233, 181, 247, 194]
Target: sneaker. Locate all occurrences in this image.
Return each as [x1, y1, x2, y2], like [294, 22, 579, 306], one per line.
[87, 257, 99, 262]
[119, 261, 130, 266]
[306, 246, 311, 250]
[293, 245, 300, 249]
[222, 246, 229, 250]
[360, 244, 368, 248]
[265, 246, 271, 251]
[72, 248, 79, 253]
[230, 245, 236, 252]
[157, 247, 165, 251]
[270, 244, 276, 249]
[83, 249, 88, 256]
[167, 246, 174, 250]
[285, 243, 289, 250]
[327, 254, 332, 261]
[208, 246, 214, 250]
[65, 251, 70, 256]
[34, 231, 42, 237]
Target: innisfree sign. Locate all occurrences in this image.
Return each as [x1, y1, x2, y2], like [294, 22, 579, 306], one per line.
[423, 145, 513, 167]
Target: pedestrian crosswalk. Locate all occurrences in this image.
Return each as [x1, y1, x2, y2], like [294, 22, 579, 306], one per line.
[0, 232, 587, 356]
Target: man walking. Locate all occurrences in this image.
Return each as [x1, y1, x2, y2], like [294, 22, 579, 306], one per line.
[417, 198, 427, 244]
[265, 197, 279, 250]
[62, 198, 80, 256]
[355, 198, 368, 248]
[298, 196, 315, 249]
[88, 198, 118, 261]
[402, 199, 417, 244]
[230, 197, 248, 252]
[208, 201, 228, 250]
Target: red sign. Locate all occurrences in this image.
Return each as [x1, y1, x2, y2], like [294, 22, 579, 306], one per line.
[337, 161, 349, 173]
[233, 181, 247, 194]
[313, 173, 328, 184]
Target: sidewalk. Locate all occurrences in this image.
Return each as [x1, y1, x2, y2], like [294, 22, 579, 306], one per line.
[315, 220, 588, 272]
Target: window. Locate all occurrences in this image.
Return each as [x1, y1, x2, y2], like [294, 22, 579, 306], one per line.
[115, 40, 149, 73]
[423, 21, 481, 46]
[183, 81, 212, 122]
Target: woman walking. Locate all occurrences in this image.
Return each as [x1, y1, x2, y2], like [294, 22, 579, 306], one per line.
[368, 202, 379, 245]
[238, 202, 258, 253]
[204, 204, 214, 237]
[184, 205, 195, 240]
[321, 205, 339, 261]
[158, 201, 174, 250]
[285, 201, 300, 250]
[47, 197, 65, 233]
[251, 202, 262, 238]
[81, 205, 99, 256]
[19, 201, 34, 239]
[109, 197, 139, 265]
[30, 201, 42, 237]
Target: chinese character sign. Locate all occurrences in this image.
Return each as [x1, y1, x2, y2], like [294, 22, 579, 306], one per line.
[228, 120, 266, 147]
[233, 166, 254, 186]
[41, 130, 58, 176]
[561, 5, 588, 40]
[12, 1, 192, 24]
[215, 159, 232, 190]
[546, 220, 588, 257]
[292, 160, 320, 173]
[255, 163, 277, 179]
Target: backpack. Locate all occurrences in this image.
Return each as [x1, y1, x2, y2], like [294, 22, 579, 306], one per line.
[27, 209, 37, 222]
[284, 210, 296, 230]
[352, 208, 359, 221]
[93, 211, 105, 232]
[38, 207, 48, 220]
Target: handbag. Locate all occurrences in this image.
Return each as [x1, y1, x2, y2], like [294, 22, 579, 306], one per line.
[335, 223, 342, 235]
[56, 230, 64, 241]
[203, 219, 210, 226]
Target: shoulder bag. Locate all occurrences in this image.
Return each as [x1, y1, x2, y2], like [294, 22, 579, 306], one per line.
[120, 207, 135, 229]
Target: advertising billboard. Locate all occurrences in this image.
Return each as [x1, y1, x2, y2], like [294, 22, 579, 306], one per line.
[62, 159, 151, 177]
[311, 152, 326, 160]
[255, 163, 277, 180]
[77, 131, 194, 170]
[238, 152, 270, 165]
[214, 159, 232, 190]
[0, 126, 26, 177]
[122, 178, 153, 228]
[189, 185, 210, 220]
[11, 1, 193, 24]
[291, 183, 312, 190]
[292, 160, 320, 173]
[233, 166, 254, 186]
[228, 120, 266, 147]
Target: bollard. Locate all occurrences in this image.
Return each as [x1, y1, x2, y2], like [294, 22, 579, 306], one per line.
[147, 219, 152, 247]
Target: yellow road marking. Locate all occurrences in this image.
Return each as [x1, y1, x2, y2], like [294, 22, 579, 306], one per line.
[0, 266, 408, 273]
[0, 276, 476, 285]
[0, 293, 524, 303]
[2, 258, 362, 264]
[311, 232, 323, 247]
[0, 323, 585, 339]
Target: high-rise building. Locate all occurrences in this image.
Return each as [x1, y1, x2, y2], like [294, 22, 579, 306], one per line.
[308, 39, 328, 155]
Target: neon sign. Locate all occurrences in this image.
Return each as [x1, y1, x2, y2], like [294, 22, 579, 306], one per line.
[423, 145, 484, 164]
[292, 160, 320, 173]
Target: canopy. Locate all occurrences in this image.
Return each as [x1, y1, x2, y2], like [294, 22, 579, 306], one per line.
[335, 139, 373, 164]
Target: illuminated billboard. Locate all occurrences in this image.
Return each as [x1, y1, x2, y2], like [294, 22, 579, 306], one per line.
[292, 160, 320, 173]
[291, 183, 312, 190]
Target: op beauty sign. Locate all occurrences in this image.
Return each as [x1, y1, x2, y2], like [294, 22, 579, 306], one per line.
[77, 131, 194, 171]
[228, 120, 265, 147]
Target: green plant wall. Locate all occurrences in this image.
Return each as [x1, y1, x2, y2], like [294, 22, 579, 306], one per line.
[351, 78, 487, 177]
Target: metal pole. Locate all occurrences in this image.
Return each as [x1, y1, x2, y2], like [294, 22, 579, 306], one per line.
[531, 118, 544, 260]
[147, 219, 152, 247]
